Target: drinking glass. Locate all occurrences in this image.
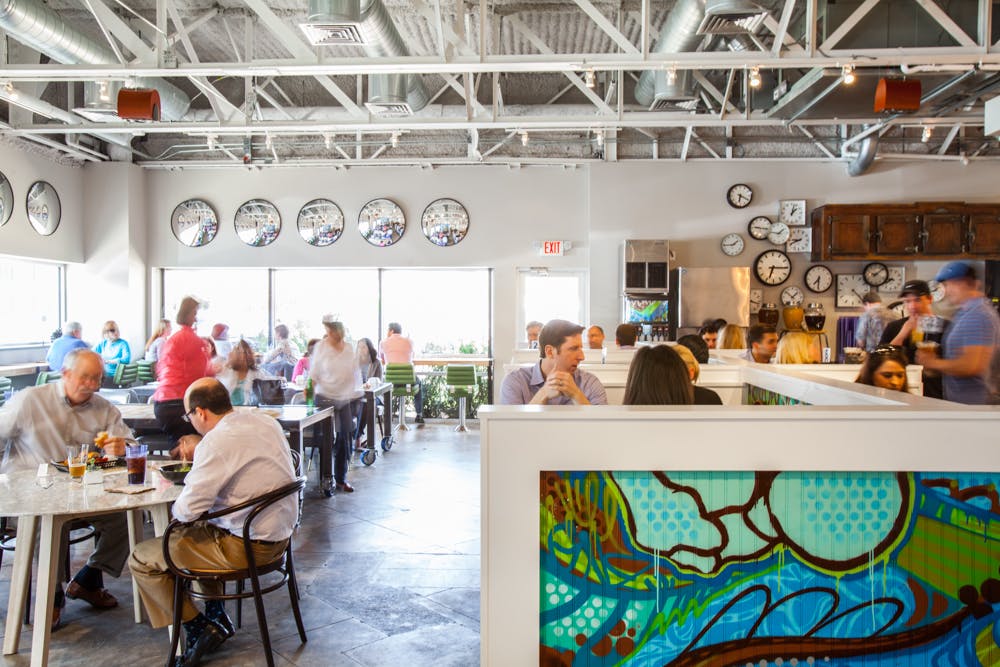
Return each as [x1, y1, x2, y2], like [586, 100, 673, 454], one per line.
[125, 444, 148, 485]
[67, 445, 86, 483]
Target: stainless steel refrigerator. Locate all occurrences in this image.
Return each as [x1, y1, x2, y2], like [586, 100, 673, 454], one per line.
[667, 267, 750, 337]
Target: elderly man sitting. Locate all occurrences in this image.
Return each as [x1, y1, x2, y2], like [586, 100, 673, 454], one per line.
[0, 349, 131, 630]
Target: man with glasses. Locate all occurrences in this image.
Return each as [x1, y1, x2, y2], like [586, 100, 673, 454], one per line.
[880, 280, 947, 399]
[0, 349, 131, 629]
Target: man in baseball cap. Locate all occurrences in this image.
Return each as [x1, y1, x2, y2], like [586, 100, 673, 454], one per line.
[916, 262, 1000, 404]
[880, 279, 945, 398]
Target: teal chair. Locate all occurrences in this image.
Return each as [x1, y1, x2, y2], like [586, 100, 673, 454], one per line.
[0, 377, 10, 407]
[135, 360, 156, 384]
[384, 363, 418, 432]
[445, 365, 476, 432]
[35, 371, 60, 385]
[110, 362, 139, 388]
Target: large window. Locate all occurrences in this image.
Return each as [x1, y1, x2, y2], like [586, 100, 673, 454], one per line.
[162, 269, 269, 345]
[273, 269, 379, 349]
[517, 268, 587, 344]
[0, 257, 63, 346]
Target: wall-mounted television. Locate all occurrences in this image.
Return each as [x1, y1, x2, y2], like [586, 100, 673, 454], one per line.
[625, 298, 668, 323]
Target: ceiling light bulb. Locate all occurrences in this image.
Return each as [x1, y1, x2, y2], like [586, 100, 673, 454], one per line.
[921, 126, 932, 143]
[207, 135, 217, 151]
[748, 67, 762, 89]
[842, 64, 856, 85]
[324, 133, 333, 150]
[98, 80, 111, 103]
[666, 67, 677, 85]
[595, 131, 604, 147]
[520, 131, 529, 147]
[390, 132, 399, 148]
[265, 134, 273, 150]
[584, 69, 595, 89]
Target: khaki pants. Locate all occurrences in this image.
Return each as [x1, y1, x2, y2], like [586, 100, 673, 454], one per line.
[129, 522, 287, 628]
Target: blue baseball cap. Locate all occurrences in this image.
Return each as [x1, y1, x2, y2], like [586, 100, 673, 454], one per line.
[934, 261, 976, 283]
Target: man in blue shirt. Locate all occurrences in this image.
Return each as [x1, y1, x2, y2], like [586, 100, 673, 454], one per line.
[917, 262, 1000, 404]
[45, 320, 88, 371]
[500, 319, 607, 405]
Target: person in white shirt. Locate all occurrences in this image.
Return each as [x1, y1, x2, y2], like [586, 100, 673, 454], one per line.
[0, 349, 131, 630]
[311, 317, 363, 492]
[129, 377, 297, 667]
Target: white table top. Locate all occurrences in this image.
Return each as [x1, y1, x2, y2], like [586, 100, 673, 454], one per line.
[0, 467, 182, 518]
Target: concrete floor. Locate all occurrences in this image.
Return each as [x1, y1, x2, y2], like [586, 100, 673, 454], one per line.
[0, 422, 481, 666]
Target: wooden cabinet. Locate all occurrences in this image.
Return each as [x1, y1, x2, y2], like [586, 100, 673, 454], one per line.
[811, 202, 1000, 261]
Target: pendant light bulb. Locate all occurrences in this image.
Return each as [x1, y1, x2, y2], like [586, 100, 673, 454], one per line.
[748, 67, 762, 89]
[842, 64, 856, 85]
[324, 133, 333, 150]
[666, 67, 677, 85]
[584, 69, 595, 89]
[921, 126, 932, 143]
[391, 131, 399, 148]
[520, 130, 529, 147]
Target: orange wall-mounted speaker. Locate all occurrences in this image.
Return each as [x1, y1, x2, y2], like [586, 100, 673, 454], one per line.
[874, 78, 921, 113]
[117, 88, 161, 121]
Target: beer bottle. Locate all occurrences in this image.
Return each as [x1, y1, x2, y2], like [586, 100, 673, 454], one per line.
[305, 377, 315, 407]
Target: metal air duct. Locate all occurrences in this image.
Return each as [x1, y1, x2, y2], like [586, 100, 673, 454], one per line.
[359, 0, 429, 115]
[0, 0, 190, 120]
[300, 0, 364, 46]
[634, 0, 706, 109]
[847, 128, 879, 177]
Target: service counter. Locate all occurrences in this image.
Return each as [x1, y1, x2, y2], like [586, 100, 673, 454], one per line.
[480, 363, 999, 666]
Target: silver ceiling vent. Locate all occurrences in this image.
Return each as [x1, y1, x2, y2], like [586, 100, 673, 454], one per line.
[72, 80, 123, 122]
[697, 0, 769, 35]
[365, 74, 412, 116]
[300, 0, 365, 45]
[650, 70, 698, 111]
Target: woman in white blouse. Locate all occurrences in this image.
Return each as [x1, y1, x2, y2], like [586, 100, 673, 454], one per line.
[310, 318, 363, 493]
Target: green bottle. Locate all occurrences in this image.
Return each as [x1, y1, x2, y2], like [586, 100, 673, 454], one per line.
[305, 377, 315, 407]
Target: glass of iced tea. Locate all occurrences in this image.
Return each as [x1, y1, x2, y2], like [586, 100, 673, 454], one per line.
[125, 444, 148, 485]
[67, 445, 86, 484]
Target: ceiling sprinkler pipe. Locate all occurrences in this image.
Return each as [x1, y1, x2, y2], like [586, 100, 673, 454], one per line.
[900, 64, 975, 74]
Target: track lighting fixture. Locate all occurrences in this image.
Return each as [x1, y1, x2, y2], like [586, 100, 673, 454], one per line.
[595, 131, 604, 147]
[520, 130, 529, 146]
[666, 67, 677, 85]
[842, 64, 856, 85]
[921, 126, 932, 143]
[207, 135, 217, 151]
[584, 69, 595, 89]
[265, 134, 273, 150]
[748, 67, 762, 89]
[390, 131, 399, 148]
[98, 80, 111, 103]
[324, 133, 333, 150]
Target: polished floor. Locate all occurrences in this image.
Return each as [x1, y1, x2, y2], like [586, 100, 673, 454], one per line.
[0, 422, 482, 666]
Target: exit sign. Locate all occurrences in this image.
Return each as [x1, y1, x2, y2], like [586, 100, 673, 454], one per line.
[541, 240, 564, 256]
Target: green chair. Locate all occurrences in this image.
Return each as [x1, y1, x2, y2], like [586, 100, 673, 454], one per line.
[384, 363, 418, 432]
[110, 362, 139, 388]
[445, 365, 476, 432]
[0, 377, 11, 407]
[35, 371, 60, 385]
[135, 360, 156, 383]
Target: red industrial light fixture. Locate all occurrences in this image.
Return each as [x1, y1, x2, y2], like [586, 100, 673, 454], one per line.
[117, 88, 161, 121]
[874, 78, 921, 113]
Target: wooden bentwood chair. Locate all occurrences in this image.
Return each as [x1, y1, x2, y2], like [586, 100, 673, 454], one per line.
[161, 478, 307, 667]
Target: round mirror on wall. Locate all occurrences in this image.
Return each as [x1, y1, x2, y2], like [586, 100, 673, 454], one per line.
[170, 199, 219, 247]
[297, 199, 344, 247]
[0, 171, 13, 227]
[358, 198, 405, 247]
[26, 181, 61, 236]
[235, 199, 281, 247]
[421, 198, 469, 247]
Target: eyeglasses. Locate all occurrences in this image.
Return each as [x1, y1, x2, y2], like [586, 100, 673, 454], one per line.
[105, 329, 117, 334]
[181, 407, 197, 423]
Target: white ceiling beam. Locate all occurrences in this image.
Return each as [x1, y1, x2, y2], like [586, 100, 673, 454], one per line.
[241, 0, 366, 118]
[937, 123, 961, 155]
[805, 0, 818, 55]
[680, 127, 692, 161]
[438, 72, 486, 116]
[218, 15, 242, 62]
[719, 69, 737, 120]
[505, 16, 614, 115]
[481, 130, 516, 158]
[796, 126, 836, 159]
[79, 0, 143, 63]
[690, 129, 721, 159]
[411, 0, 476, 57]
[979, 0, 993, 48]
[914, 0, 977, 48]
[691, 71, 738, 115]
[570, 0, 639, 54]
[254, 86, 295, 120]
[762, 14, 803, 54]
[765, 67, 826, 116]
[640, 0, 650, 59]
[164, 9, 217, 49]
[820, 0, 880, 51]
[771, 0, 797, 57]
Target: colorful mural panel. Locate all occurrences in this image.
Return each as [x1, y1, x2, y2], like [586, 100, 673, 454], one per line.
[540, 470, 1000, 666]
[744, 384, 808, 405]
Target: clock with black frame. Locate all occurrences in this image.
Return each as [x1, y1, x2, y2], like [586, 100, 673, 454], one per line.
[753, 249, 792, 286]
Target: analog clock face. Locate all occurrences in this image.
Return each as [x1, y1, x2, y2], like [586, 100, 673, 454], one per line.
[804, 265, 833, 293]
[754, 249, 792, 286]
[720, 233, 745, 256]
[748, 216, 772, 240]
[879, 266, 905, 293]
[786, 227, 812, 253]
[781, 285, 804, 307]
[836, 273, 868, 309]
[727, 183, 753, 209]
[749, 288, 763, 314]
[778, 199, 807, 226]
[863, 262, 889, 287]
[767, 221, 790, 245]
[930, 281, 946, 302]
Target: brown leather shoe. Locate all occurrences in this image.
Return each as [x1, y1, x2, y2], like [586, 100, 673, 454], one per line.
[66, 581, 118, 609]
[336, 482, 355, 493]
[50, 603, 63, 632]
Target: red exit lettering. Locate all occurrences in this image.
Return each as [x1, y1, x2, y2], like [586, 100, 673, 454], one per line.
[543, 241, 563, 256]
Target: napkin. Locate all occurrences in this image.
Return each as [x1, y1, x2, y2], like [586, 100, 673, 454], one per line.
[105, 485, 155, 495]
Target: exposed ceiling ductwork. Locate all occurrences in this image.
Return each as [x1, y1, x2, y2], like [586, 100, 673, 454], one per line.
[633, 0, 705, 110]
[0, 0, 190, 121]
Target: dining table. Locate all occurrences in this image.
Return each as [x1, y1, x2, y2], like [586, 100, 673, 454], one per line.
[117, 404, 338, 497]
[0, 466, 182, 666]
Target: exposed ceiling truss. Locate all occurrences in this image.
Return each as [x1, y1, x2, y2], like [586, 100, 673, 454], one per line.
[0, 0, 999, 169]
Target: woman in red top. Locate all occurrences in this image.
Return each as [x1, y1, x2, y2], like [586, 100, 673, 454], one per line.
[152, 296, 210, 444]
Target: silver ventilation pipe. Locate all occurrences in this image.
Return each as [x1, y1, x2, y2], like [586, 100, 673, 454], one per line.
[846, 128, 879, 176]
[634, 0, 706, 108]
[358, 0, 429, 113]
[0, 0, 191, 120]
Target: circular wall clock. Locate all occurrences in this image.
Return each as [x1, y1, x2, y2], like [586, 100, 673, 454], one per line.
[748, 216, 772, 240]
[863, 261, 889, 287]
[767, 221, 790, 245]
[726, 183, 753, 209]
[804, 265, 833, 293]
[781, 285, 805, 307]
[720, 232, 745, 256]
[753, 249, 792, 286]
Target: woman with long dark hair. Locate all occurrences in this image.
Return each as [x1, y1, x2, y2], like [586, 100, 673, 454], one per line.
[623, 345, 694, 406]
[855, 346, 910, 393]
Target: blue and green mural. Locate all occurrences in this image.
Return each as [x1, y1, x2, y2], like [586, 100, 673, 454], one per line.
[540, 470, 1000, 666]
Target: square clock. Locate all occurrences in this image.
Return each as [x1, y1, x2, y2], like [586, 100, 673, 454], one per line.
[778, 199, 807, 226]
[786, 227, 812, 253]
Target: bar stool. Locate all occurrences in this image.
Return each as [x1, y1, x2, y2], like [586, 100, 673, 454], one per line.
[384, 363, 418, 432]
[445, 365, 476, 432]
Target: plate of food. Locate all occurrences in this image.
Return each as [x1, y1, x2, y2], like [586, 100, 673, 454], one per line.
[51, 452, 125, 472]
